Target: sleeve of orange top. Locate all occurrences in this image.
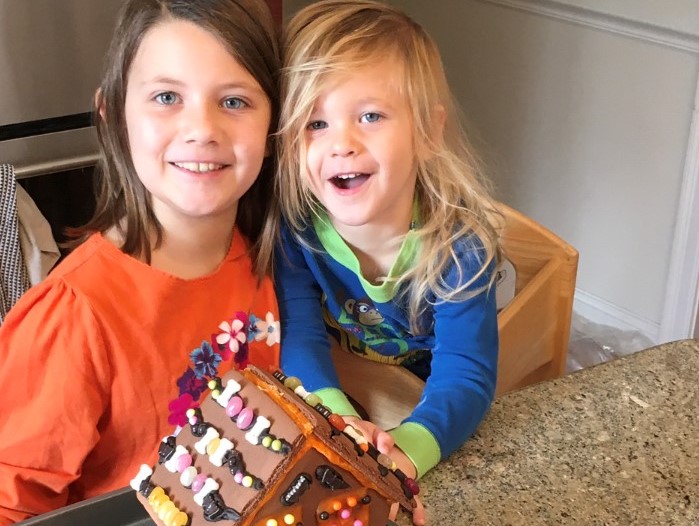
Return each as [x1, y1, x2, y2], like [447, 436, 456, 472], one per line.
[0, 280, 111, 525]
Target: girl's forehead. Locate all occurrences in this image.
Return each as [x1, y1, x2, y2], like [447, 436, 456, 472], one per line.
[315, 57, 406, 94]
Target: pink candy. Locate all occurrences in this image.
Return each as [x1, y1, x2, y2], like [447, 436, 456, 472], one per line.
[176, 454, 192, 472]
[236, 406, 255, 430]
[191, 473, 208, 493]
[226, 395, 244, 418]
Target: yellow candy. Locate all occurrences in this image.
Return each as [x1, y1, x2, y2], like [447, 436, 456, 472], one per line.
[158, 499, 176, 520]
[163, 503, 179, 524]
[271, 439, 282, 452]
[152, 493, 168, 512]
[242, 475, 253, 488]
[206, 437, 221, 456]
[171, 511, 189, 526]
[283, 513, 295, 525]
[148, 486, 164, 504]
[266, 519, 278, 526]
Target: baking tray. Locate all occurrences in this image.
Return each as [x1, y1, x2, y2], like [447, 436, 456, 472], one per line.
[16, 486, 402, 525]
[17, 487, 153, 526]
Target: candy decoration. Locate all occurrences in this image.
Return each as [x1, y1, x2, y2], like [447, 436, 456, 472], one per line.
[209, 438, 235, 467]
[202, 490, 241, 521]
[273, 370, 422, 501]
[226, 395, 245, 418]
[180, 466, 198, 488]
[215, 378, 242, 407]
[236, 406, 255, 430]
[245, 415, 271, 444]
[186, 408, 209, 437]
[164, 445, 189, 473]
[144, 486, 189, 526]
[280, 473, 312, 506]
[404, 478, 420, 496]
[208, 377, 224, 399]
[193, 478, 219, 506]
[158, 436, 177, 464]
[194, 427, 220, 455]
[191, 473, 208, 493]
[130, 464, 153, 491]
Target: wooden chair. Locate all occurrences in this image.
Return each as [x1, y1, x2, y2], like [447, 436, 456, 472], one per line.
[332, 203, 579, 430]
[495, 203, 578, 394]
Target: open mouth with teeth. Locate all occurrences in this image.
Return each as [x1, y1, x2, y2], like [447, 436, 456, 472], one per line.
[172, 162, 229, 173]
[330, 173, 370, 190]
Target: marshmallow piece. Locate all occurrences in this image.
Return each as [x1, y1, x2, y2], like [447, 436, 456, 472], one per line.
[245, 416, 271, 445]
[215, 379, 242, 407]
[130, 464, 153, 490]
[209, 438, 235, 467]
[164, 445, 188, 473]
[193, 478, 220, 506]
[194, 427, 220, 455]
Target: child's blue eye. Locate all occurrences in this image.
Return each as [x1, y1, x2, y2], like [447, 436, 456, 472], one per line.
[154, 92, 178, 105]
[223, 97, 247, 110]
[360, 112, 381, 123]
[307, 120, 327, 131]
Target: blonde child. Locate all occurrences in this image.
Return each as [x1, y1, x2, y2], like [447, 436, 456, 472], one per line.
[0, 0, 280, 522]
[275, 0, 501, 506]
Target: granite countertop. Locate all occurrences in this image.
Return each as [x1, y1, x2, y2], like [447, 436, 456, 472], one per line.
[397, 339, 699, 526]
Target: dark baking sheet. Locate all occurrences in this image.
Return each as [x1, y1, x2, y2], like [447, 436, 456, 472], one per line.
[16, 487, 153, 526]
[15, 486, 402, 525]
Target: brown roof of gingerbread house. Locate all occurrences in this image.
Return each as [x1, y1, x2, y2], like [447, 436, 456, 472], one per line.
[133, 365, 418, 526]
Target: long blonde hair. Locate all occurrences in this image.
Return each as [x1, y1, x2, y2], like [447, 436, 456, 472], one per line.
[278, 0, 501, 332]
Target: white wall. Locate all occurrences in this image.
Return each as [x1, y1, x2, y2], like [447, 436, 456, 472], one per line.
[284, 0, 699, 344]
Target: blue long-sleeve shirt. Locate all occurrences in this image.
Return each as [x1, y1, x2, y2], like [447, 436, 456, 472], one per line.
[275, 213, 498, 477]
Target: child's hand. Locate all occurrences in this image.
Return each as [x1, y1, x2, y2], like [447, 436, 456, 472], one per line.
[341, 416, 425, 525]
[341, 415, 395, 455]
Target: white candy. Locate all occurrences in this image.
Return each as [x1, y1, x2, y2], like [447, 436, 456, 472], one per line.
[164, 445, 188, 473]
[245, 415, 271, 445]
[193, 477, 220, 506]
[180, 466, 198, 487]
[209, 438, 235, 467]
[215, 379, 242, 407]
[194, 427, 220, 455]
[129, 464, 153, 490]
[293, 385, 310, 399]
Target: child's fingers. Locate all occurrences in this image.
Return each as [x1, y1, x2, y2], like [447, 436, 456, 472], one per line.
[411, 495, 426, 525]
[373, 428, 394, 454]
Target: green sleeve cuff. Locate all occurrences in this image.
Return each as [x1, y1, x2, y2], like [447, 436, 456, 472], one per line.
[314, 387, 360, 418]
[389, 422, 441, 479]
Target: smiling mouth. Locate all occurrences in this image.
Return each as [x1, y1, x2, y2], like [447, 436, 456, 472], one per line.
[172, 162, 228, 173]
[330, 173, 370, 190]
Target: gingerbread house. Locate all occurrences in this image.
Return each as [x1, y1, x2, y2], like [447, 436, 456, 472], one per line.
[131, 366, 419, 526]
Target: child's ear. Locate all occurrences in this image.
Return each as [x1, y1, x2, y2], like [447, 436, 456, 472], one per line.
[418, 104, 446, 161]
[431, 103, 446, 145]
[264, 135, 272, 157]
[95, 88, 106, 122]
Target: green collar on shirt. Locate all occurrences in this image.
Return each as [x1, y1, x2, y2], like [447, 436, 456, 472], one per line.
[311, 205, 419, 303]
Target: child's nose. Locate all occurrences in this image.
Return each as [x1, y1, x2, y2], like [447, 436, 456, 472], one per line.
[331, 125, 359, 157]
[182, 103, 222, 144]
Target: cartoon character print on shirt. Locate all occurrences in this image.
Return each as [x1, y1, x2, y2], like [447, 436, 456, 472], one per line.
[322, 293, 409, 362]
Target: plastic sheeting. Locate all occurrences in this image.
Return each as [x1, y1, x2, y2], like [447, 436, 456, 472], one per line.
[566, 312, 654, 373]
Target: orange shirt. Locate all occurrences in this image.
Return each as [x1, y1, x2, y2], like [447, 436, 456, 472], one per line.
[0, 232, 279, 524]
